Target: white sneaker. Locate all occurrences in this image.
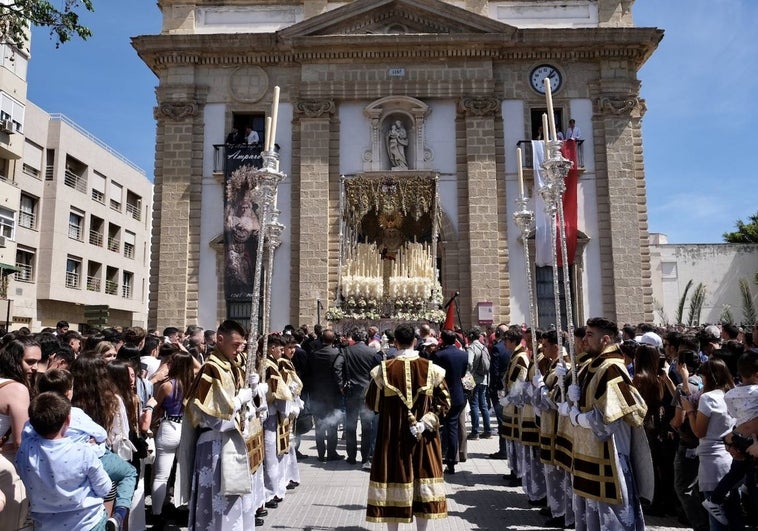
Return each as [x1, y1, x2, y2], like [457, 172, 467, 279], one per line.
[362, 460, 372, 470]
[702, 499, 728, 525]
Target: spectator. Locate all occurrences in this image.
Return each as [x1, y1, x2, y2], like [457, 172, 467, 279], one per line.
[15, 392, 112, 530]
[466, 327, 491, 440]
[680, 358, 736, 531]
[564, 119, 582, 140]
[150, 350, 195, 521]
[0, 338, 33, 529]
[55, 320, 69, 337]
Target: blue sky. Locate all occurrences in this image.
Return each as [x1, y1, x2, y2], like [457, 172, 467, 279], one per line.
[26, 0, 757, 244]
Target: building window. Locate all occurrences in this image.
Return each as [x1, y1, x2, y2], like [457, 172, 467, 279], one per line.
[86, 261, 102, 292]
[110, 181, 123, 212]
[65, 256, 81, 289]
[92, 171, 106, 204]
[126, 190, 142, 221]
[15, 248, 34, 282]
[68, 211, 84, 240]
[535, 265, 576, 330]
[23, 140, 42, 179]
[124, 230, 135, 259]
[107, 223, 120, 253]
[89, 215, 104, 247]
[0, 206, 15, 240]
[105, 266, 118, 295]
[64, 156, 87, 193]
[122, 271, 133, 299]
[0, 90, 25, 133]
[19, 194, 37, 229]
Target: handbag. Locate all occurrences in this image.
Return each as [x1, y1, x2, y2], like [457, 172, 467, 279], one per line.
[295, 406, 314, 435]
[461, 371, 476, 392]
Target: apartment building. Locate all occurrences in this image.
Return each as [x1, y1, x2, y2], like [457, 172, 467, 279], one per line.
[0, 97, 152, 331]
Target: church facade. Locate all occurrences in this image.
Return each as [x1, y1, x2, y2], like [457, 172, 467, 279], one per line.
[133, 0, 662, 331]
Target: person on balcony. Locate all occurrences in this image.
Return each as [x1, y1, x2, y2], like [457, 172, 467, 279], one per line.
[564, 119, 582, 140]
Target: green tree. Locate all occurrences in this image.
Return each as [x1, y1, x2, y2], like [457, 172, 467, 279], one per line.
[723, 211, 758, 243]
[0, 0, 94, 50]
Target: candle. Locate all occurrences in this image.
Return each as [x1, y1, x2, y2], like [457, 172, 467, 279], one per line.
[544, 78, 557, 142]
[268, 86, 280, 151]
[516, 147, 525, 197]
[542, 113, 550, 159]
[264, 116, 272, 150]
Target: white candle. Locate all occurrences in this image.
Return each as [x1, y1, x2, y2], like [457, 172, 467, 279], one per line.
[264, 117, 272, 150]
[542, 113, 550, 159]
[268, 86, 280, 151]
[516, 147, 525, 197]
[544, 78, 557, 142]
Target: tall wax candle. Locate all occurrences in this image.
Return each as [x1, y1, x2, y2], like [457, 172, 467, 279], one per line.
[516, 147, 525, 197]
[543, 78, 558, 142]
[542, 113, 550, 159]
[268, 86, 280, 151]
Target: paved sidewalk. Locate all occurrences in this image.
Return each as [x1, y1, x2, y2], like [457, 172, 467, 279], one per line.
[248, 433, 687, 531]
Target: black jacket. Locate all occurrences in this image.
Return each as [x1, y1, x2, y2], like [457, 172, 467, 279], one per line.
[340, 342, 380, 392]
[432, 344, 469, 408]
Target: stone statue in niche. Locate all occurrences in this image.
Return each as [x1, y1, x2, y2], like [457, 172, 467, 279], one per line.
[386, 120, 408, 170]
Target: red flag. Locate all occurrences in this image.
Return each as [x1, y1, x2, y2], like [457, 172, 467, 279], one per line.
[558, 140, 579, 266]
[443, 298, 456, 331]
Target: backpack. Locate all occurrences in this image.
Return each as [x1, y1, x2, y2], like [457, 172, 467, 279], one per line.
[473, 343, 490, 376]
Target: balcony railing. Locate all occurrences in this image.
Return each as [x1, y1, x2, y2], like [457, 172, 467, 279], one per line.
[69, 225, 82, 240]
[64, 170, 87, 193]
[14, 263, 32, 282]
[110, 200, 121, 212]
[86, 276, 101, 292]
[19, 211, 35, 229]
[89, 230, 103, 247]
[124, 243, 135, 259]
[92, 189, 105, 204]
[213, 144, 265, 173]
[126, 202, 141, 221]
[45, 166, 54, 181]
[105, 280, 118, 295]
[65, 271, 80, 289]
[516, 139, 584, 169]
[107, 237, 120, 252]
[122, 284, 132, 299]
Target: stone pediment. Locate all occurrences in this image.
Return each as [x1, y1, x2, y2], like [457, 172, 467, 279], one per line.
[278, 0, 516, 39]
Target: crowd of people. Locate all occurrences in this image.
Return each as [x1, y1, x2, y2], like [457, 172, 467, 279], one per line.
[0, 317, 756, 530]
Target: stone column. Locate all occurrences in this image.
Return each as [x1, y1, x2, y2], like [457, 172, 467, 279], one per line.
[292, 99, 335, 325]
[149, 88, 206, 330]
[458, 96, 506, 326]
[593, 92, 652, 323]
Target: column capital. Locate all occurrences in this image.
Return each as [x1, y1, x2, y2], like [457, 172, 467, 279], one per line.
[594, 94, 646, 118]
[295, 99, 336, 118]
[458, 96, 499, 117]
[154, 101, 200, 122]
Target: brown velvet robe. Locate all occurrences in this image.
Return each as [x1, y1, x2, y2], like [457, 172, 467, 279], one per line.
[365, 350, 451, 523]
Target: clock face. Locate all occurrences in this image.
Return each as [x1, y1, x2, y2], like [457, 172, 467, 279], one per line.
[530, 65, 562, 94]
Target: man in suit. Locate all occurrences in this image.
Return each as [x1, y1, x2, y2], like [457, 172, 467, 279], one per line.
[432, 329, 469, 474]
[338, 327, 380, 465]
[306, 329, 344, 462]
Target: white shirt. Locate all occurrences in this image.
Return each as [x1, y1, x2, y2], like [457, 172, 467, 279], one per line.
[564, 125, 582, 140]
[246, 130, 260, 144]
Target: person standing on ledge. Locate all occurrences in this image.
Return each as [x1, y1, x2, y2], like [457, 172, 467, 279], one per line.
[365, 323, 451, 530]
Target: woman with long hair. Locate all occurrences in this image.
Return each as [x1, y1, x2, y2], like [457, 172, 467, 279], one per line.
[150, 346, 194, 522]
[681, 357, 736, 531]
[0, 336, 35, 528]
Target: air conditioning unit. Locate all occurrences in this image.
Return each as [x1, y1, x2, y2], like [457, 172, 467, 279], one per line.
[0, 119, 14, 134]
[0, 235, 6, 248]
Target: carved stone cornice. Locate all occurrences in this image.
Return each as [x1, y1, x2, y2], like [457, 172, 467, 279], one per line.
[154, 101, 200, 121]
[459, 96, 499, 117]
[294, 99, 336, 118]
[594, 95, 647, 118]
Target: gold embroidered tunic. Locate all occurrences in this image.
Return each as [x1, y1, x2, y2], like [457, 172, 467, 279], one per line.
[365, 350, 451, 523]
[501, 345, 528, 441]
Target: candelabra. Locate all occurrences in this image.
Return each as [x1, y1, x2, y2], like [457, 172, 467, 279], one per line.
[512, 196, 539, 360]
[539, 139, 577, 396]
[246, 149, 285, 384]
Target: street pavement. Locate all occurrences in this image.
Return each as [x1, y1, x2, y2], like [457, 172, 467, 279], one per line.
[162, 429, 689, 530]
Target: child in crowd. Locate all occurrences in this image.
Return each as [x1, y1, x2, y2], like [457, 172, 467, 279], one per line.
[15, 391, 112, 530]
[702, 350, 758, 525]
[32, 369, 137, 531]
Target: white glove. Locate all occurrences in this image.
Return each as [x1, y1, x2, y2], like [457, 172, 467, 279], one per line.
[557, 401, 571, 417]
[288, 381, 300, 394]
[499, 395, 511, 407]
[554, 363, 568, 378]
[256, 404, 269, 423]
[258, 382, 269, 396]
[497, 389, 506, 399]
[249, 373, 260, 387]
[233, 387, 254, 411]
[532, 372, 544, 389]
[409, 422, 426, 439]
[570, 406, 592, 428]
[568, 384, 581, 403]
